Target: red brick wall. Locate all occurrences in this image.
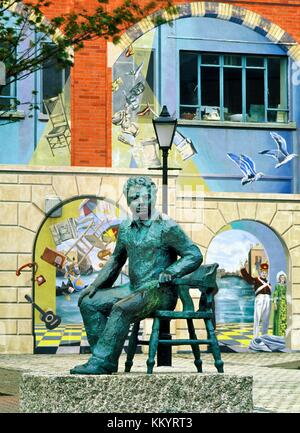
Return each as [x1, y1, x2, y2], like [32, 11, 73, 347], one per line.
[40, 0, 300, 167]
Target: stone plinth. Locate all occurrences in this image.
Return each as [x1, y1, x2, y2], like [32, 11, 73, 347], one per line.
[20, 373, 253, 413]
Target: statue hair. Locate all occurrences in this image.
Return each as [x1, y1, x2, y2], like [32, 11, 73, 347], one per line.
[123, 176, 157, 198]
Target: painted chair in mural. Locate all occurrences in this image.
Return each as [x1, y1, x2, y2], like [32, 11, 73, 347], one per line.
[125, 263, 224, 374]
[43, 93, 71, 156]
[62, 217, 114, 272]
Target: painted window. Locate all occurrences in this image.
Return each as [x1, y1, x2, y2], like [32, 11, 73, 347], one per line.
[0, 43, 17, 112]
[40, 44, 70, 114]
[0, 77, 17, 111]
[179, 52, 288, 124]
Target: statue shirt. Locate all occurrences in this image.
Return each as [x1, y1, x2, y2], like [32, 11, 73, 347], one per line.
[91, 212, 203, 291]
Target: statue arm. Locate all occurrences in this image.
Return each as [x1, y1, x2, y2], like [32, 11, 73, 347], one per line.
[163, 223, 203, 279]
[90, 228, 127, 290]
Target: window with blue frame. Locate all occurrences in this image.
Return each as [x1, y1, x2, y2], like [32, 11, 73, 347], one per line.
[41, 43, 70, 114]
[0, 78, 17, 112]
[179, 52, 288, 124]
[0, 44, 17, 112]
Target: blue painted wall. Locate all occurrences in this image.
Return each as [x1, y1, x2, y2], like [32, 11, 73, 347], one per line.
[154, 17, 299, 193]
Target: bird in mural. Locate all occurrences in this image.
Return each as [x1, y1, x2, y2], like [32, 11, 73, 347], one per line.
[227, 153, 264, 185]
[125, 44, 134, 57]
[137, 102, 158, 117]
[126, 61, 144, 80]
[259, 132, 298, 168]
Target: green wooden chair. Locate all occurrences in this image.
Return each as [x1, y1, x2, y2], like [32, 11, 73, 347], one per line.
[125, 263, 224, 374]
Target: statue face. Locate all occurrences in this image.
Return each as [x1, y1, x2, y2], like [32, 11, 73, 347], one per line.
[127, 185, 156, 220]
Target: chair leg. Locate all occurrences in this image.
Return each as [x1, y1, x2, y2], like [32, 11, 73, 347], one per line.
[125, 322, 140, 373]
[204, 318, 224, 373]
[47, 138, 55, 157]
[187, 319, 202, 373]
[147, 318, 160, 374]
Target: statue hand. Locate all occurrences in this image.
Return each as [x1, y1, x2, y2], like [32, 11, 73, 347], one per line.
[88, 286, 98, 298]
[159, 272, 173, 286]
[78, 285, 96, 306]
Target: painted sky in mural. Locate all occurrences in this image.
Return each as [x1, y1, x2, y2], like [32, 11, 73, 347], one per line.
[206, 230, 262, 273]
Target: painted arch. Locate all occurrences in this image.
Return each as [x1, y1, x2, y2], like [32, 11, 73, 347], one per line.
[116, 2, 300, 62]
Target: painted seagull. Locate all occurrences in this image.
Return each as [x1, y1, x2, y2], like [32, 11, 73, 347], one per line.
[126, 61, 144, 80]
[259, 132, 298, 168]
[227, 153, 264, 185]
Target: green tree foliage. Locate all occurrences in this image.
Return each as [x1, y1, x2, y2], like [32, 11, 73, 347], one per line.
[0, 0, 176, 116]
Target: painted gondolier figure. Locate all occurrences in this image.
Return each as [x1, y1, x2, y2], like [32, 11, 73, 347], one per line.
[240, 263, 272, 338]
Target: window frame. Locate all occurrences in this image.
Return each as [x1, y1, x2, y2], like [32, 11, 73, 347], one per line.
[179, 51, 289, 124]
[0, 44, 18, 114]
[39, 42, 70, 116]
[0, 78, 17, 112]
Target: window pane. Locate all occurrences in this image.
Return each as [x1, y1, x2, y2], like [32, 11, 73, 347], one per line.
[224, 68, 242, 121]
[247, 57, 264, 67]
[247, 68, 265, 122]
[224, 55, 242, 67]
[0, 82, 15, 110]
[201, 54, 219, 65]
[268, 57, 287, 110]
[180, 106, 198, 120]
[42, 58, 63, 101]
[201, 66, 220, 110]
[180, 52, 198, 106]
[267, 110, 288, 123]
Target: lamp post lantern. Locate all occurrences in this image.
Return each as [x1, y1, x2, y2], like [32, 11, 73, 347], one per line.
[152, 105, 177, 214]
[152, 105, 177, 366]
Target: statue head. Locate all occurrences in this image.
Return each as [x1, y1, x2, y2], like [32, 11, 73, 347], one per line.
[123, 176, 157, 220]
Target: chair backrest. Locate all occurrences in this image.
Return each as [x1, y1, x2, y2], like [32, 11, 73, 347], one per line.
[174, 263, 219, 312]
[43, 94, 70, 129]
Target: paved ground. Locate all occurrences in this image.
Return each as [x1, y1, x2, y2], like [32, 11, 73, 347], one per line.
[0, 352, 300, 413]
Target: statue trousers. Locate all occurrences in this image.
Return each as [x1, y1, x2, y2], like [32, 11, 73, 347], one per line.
[79, 283, 177, 372]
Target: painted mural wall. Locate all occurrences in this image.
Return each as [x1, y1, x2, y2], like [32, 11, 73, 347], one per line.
[0, 10, 71, 166]
[112, 17, 299, 194]
[33, 197, 126, 353]
[112, 15, 296, 352]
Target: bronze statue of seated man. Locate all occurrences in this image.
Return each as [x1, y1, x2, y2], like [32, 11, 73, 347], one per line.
[70, 176, 203, 375]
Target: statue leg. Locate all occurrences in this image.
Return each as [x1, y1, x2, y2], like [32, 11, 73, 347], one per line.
[92, 286, 177, 373]
[71, 285, 177, 375]
[91, 290, 150, 373]
[79, 284, 132, 351]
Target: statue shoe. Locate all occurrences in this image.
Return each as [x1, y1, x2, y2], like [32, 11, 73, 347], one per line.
[70, 357, 112, 375]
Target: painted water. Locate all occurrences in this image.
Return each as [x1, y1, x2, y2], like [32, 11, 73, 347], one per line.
[215, 276, 255, 323]
[57, 274, 255, 324]
[56, 272, 129, 323]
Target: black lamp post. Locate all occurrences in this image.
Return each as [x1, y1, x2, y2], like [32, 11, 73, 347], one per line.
[152, 105, 177, 366]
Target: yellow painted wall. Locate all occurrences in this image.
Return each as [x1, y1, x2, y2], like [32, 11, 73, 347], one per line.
[34, 199, 83, 324]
